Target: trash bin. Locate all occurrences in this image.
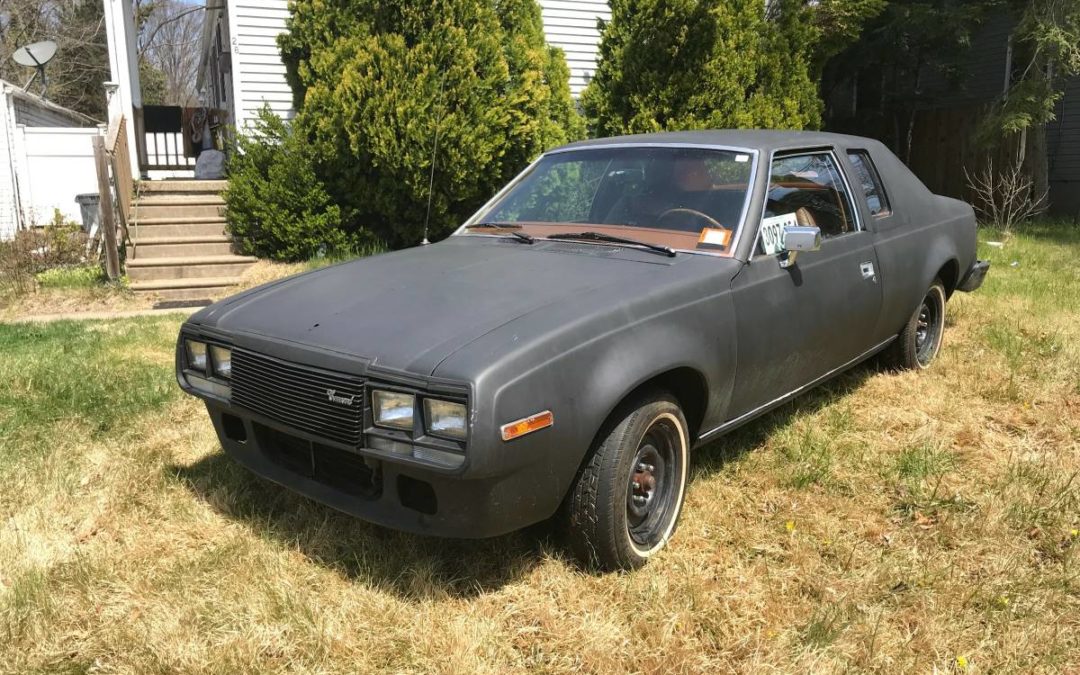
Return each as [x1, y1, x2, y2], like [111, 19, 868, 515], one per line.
[75, 193, 100, 235]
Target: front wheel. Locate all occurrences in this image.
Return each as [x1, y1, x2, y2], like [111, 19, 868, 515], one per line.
[885, 279, 947, 370]
[564, 394, 689, 570]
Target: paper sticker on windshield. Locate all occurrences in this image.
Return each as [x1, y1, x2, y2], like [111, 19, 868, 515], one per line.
[760, 213, 797, 255]
[735, 154, 750, 163]
[698, 227, 731, 250]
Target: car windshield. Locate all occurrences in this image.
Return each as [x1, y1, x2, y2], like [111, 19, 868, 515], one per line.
[461, 146, 755, 255]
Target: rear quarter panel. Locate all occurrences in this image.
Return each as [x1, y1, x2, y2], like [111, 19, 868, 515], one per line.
[866, 144, 977, 340]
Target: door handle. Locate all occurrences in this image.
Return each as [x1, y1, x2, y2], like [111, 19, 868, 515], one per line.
[860, 261, 877, 282]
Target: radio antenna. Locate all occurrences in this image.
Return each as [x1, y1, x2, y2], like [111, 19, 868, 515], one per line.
[421, 78, 446, 246]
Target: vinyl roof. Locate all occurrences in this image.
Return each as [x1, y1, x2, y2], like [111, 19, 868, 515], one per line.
[556, 129, 884, 154]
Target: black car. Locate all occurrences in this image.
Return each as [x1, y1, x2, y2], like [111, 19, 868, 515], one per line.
[177, 130, 989, 569]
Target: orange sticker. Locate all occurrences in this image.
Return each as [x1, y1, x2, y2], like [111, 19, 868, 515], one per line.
[698, 227, 731, 248]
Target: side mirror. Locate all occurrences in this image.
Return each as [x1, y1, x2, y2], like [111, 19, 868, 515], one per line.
[779, 225, 821, 269]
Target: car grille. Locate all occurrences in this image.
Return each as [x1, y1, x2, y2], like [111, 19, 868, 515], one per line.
[231, 348, 364, 446]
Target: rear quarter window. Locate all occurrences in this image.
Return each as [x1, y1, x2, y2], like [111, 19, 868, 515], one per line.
[847, 150, 891, 217]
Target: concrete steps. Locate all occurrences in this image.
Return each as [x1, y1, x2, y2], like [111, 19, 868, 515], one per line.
[139, 179, 228, 194]
[127, 276, 247, 304]
[135, 198, 224, 220]
[126, 254, 258, 281]
[131, 217, 229, 239]
[126, 180, 253, 304]
[126, 234, 234, 259]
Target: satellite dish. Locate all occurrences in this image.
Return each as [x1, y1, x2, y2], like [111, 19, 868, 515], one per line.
[10, 41, 58, 100]
[11, 41, 57, 68]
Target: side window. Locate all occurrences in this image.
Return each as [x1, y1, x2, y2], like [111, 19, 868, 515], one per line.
[764, 153, 857, 242]
[847, 150, 891, 217]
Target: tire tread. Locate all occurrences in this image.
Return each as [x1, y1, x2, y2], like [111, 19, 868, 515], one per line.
[564, 393, 686, 570]
[884, 279, 946, 371]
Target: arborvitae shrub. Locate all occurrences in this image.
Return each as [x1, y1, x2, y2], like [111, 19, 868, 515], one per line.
[271, 0, 583, 248]
[223, 108, 354, 262]
[581, 0, 823, 136]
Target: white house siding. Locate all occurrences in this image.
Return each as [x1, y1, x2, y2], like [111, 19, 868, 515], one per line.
[226, 0, 295, 130]
[12, 98, 85, 127]
[536, 0, 610, 97]
[204, 0, 608, 134]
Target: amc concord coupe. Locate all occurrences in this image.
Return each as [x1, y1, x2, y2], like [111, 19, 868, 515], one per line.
[177, 130, 988, 570]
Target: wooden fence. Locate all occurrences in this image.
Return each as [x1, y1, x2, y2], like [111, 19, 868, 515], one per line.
[907, 104, 1023, 205]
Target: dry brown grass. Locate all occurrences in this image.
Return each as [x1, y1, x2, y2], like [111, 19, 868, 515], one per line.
[1, 224, 1077, 673]
[0, 260, 314, 321]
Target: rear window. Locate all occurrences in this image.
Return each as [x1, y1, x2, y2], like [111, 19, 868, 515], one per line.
[847, 151, 891, 217]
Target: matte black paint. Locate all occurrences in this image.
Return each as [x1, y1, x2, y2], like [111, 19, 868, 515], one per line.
[178, 130, 983, 538]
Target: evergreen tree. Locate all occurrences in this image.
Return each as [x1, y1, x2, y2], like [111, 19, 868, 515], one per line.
[581, 0, 823, 136]
[275, 0, 582, 248]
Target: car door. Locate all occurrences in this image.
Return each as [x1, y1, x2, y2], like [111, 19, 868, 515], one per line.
[726, 149, 884, 421]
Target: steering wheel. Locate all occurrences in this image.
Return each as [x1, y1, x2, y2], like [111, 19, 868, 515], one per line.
[656, 207, 724, 230]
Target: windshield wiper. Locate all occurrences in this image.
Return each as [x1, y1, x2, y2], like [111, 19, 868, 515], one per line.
[464, 222, 534, 244]
[546, 231, 676, 257]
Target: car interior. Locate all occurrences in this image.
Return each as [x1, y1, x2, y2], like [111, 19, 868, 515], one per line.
[589, 156, 751, 233]
[764, 154, 855, 239]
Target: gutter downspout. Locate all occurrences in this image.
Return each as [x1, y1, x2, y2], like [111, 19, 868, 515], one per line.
[1, 84, 27, 232]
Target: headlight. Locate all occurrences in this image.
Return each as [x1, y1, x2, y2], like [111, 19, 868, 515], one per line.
[185, 340, 208, 373]
[209, 345, 232, 379]
[424, 399, 467, 440]
[372, 390, 414, 430]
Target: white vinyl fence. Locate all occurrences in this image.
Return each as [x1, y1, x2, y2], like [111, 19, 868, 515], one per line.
[13, 126, 100, 230]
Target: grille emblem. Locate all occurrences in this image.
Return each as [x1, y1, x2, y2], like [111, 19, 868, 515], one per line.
[326, 389, 357, 406]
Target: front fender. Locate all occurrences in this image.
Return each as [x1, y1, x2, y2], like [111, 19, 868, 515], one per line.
[443, 286, 737, 521]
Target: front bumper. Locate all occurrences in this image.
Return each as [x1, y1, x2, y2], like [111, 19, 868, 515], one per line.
[957, 259, 990, 292]
[202, 400, 555, 539]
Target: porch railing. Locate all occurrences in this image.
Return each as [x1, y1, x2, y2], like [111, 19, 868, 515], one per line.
[144, 131, 196, 170]
[106, 116, 133, 240]
[91, 114, 135, 280]
[141, 105, 199, 171]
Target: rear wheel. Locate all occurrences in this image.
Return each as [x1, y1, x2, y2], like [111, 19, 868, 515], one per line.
[564, 394, 689, 570]
[885, 279, 947, 370]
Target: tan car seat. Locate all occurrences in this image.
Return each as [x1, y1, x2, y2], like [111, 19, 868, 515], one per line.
[794, 207, 817, 228]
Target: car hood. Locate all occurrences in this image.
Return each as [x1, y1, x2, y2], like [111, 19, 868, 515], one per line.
[190, 237, 695, 376]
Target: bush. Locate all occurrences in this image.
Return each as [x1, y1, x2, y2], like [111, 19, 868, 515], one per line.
[223, 109, 356, 262]
[0, 215, 90, 297]
[965, 157, 1049, 232]
[581, 0, 823, 136]
[35, 265, 106, 289]
[277, 0, 583, 248]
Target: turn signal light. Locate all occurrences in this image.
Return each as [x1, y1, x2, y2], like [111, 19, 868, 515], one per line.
[500, 410, 554, 441]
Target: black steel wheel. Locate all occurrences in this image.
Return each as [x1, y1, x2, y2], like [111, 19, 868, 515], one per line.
[884, 279, 947, 370]
[564, 393, 689, 570]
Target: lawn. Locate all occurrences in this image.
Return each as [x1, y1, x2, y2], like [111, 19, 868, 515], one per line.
[1, 222, 1077, 674]
[0, 256, 335, 320]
